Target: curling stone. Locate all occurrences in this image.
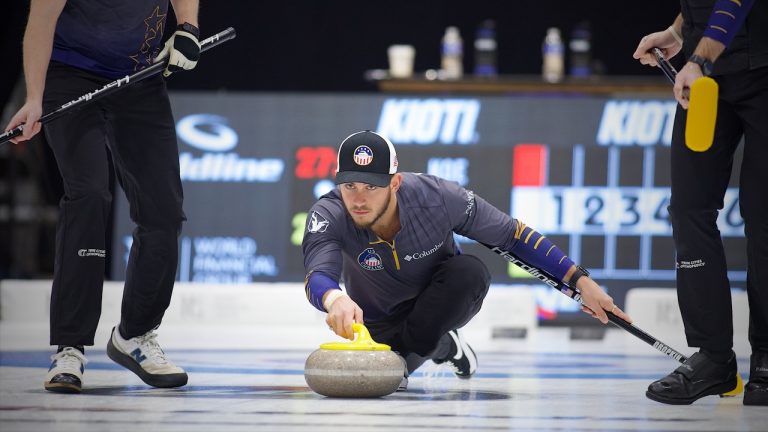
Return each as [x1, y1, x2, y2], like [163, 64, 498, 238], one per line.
[304, 323, 404, 398]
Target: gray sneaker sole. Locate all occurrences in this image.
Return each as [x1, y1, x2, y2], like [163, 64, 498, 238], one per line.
[106, 338, 188, 388]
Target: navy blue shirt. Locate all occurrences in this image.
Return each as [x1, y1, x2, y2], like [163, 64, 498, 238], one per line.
[52, 0, 170, 79]
[303, 173, 576, 322]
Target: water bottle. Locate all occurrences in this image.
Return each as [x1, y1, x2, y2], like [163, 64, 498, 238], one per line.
[473, 20, 497, 77]
[569, 21, 592, 78]
[441, 26, 463, 80]
[542, 27, 564, 83]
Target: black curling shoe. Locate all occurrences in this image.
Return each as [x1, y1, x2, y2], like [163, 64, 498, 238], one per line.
[744, 351, 768, 406]
[646, 351, 742, 405]
[432, 329, 477, 379]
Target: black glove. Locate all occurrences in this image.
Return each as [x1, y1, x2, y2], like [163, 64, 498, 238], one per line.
[155, 23, 201, 77]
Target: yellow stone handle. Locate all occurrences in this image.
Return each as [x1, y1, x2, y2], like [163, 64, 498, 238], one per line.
[319, 322, 392, 351]
[352, 323, 372, 343]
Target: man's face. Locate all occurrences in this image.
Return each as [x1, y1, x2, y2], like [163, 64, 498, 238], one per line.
[339, 181, 393, 229]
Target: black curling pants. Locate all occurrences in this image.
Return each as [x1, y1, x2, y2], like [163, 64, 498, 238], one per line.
[669, 66, 768, 354]
[44, 63, 185, 346]
[365, 254, 491, 364]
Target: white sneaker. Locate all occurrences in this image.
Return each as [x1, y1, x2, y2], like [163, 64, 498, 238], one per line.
[44, 347, 88, 393]
[106, 327, 188, 388]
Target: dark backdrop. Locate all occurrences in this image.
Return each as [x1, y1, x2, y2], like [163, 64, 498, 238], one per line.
[2, 1, 680, 93]
[167, 0, 680, 91]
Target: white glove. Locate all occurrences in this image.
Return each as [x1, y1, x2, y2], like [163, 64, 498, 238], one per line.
[155, 23, 201, 77]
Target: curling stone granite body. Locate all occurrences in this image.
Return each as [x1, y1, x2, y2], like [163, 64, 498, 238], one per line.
[304, 348, 404, 397]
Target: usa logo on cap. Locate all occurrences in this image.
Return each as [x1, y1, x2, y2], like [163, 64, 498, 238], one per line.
[353, 145, 373, 166]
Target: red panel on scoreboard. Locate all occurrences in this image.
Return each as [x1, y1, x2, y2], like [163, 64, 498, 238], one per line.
[512, 144, 548, 186]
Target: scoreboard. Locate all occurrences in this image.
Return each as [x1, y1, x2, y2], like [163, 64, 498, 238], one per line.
[509, 144, 744, 283]
[111, 93, 746, 325]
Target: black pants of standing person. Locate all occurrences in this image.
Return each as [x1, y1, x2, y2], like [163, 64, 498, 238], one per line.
[43, 62, 185, 346]
[669, 66, 768, 354]
[365, 254, 491, 368]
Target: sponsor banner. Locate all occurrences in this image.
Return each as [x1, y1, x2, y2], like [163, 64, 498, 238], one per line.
[377, 98, 481, 145]
[596, 100, 676, 146]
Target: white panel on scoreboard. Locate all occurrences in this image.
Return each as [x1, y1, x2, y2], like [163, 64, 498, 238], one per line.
[512, 186, 743, 237]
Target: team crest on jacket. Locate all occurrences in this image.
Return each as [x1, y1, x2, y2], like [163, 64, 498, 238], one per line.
[357, 248, 384, 271]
